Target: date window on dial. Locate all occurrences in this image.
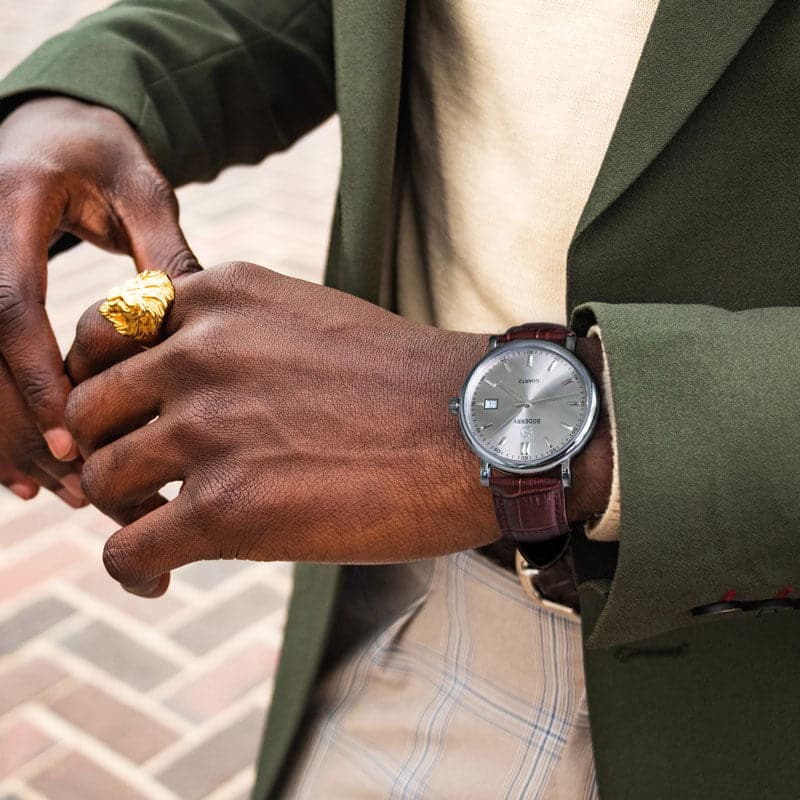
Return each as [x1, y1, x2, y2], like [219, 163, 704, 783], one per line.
[483, 398, 499, 410]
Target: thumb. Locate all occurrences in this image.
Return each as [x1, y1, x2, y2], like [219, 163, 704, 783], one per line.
[113, 166, 202, 279]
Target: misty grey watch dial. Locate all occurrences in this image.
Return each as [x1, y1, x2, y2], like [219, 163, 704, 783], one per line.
[458, 340, 599, 473]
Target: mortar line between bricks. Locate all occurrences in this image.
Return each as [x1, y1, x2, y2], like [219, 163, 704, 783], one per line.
[51, 578, 185, 629]
[1, 740, 71, 787]
[149, 622, 282, 701]
[0, 777, 52, 800]
[0, 610, 90, 672]
[0, 526, 92, 580]
[202, 765, 257, 800]
[0, 673, 80, 731]
[158, 569, 286, 634]
[50, 582, 198, 665]
[0, 579, 82, 629]
[22, 706, 181, 800]
[0, 518, 95, 562]
[20, 641, 194, 735]
[141, 700, 267, 777]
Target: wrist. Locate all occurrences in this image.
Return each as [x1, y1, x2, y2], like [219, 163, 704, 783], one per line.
[423, 329, 500, 549]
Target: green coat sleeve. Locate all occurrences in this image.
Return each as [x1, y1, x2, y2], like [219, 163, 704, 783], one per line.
[571, 302, 800, 647]
[0, 0, 335, 186]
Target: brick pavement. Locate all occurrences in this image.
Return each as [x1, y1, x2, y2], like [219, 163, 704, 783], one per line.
[0, 2, 340, 798]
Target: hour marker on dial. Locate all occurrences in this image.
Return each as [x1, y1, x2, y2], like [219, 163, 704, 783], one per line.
[547, 360, 556, 371]
[502, 360, 512, 372]
[520, 441, 530, 458]
[528, 354, 536, 367]
[561, 423, 576, 433]
[562, 377, 575, 386]
[497, 436, 508, 447]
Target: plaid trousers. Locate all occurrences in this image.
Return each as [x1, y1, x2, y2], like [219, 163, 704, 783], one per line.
[278, 550, 598, 799]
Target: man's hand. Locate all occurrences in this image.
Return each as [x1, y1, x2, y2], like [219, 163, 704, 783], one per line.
[0, 95, 199, 503]
[65, 263, 612, 596]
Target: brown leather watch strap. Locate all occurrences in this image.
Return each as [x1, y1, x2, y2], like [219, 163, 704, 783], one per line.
[489, 471, 568, 542]
[495, 323, 572, 344]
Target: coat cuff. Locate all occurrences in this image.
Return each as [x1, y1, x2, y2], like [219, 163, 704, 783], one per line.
[570, 302, 800, 647]
[583, 324, 622, 542]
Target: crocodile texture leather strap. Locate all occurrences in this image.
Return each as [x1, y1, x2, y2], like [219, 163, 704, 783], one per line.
[489, 471, 568, 542]
[489, 323, 573, 544]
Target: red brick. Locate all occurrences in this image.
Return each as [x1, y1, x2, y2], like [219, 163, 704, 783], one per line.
[0, 658, 66, 716]
[0, 541, 90, 603]
[167, 641, 277, 722]
[0, 720, 53, 777]
[31, 751, 149, 800]
[47, 683, 179, 763]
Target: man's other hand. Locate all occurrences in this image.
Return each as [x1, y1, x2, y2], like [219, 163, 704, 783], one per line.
[0, 95, 199, 505]
[65, 263, 613, 597]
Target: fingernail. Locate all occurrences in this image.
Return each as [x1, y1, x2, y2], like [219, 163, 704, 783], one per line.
[56, 488, 88, 509]
[9, 481, 38, 500]
[60, 473, 86, 502]
[45, 427, 78, 461]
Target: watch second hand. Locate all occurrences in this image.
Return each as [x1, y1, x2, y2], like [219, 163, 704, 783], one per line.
[528, 391, 582, 405]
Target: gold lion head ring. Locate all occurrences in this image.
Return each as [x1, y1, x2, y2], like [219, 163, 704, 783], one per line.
[99, 270, 175, 343]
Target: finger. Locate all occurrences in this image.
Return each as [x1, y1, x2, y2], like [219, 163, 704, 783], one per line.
[0, 212, 77, 460]
[81, 419, 184, 516]
[104, 493, 171, 597]
[0, 462, 39, 501]
[65, 347, 163, 454]
[32, 453, 86, 503]
[103, 494, 214, 594]
[113, 166, 202, 279]
[25, 463, 88, 509]
[65, 300, 144, 386]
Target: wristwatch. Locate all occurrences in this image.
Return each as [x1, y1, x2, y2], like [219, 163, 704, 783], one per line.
[449, 323, 600, 545]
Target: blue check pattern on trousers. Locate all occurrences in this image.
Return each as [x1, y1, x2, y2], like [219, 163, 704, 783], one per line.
[278, 550, 599, 799]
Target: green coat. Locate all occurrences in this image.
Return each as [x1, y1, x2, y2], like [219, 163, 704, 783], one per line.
[2, 1, 799, 797]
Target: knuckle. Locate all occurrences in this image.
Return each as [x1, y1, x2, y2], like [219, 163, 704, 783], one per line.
[0, 282, 27, 331]
[122, 163, 176, 211]
[162, 248, 200, 278]
[185, 476, 225, 528]
[208, 261, 261, 293]
[64, 387, 90, 444]
[74, 305, 104, 353]
[18, 371, 56, 411]
[80, 453, 109, 506]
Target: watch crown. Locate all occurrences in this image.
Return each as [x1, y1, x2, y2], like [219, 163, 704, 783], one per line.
[448, 397, 460, 415]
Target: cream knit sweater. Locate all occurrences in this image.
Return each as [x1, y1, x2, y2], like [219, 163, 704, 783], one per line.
[397, 0, 660, 541]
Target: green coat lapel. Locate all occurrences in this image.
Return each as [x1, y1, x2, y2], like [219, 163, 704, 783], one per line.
[329, 0, 408, 303]
[570, 0, 775, 254]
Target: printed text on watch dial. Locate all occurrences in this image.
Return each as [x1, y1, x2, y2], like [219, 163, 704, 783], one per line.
[468, 348, 588, 465]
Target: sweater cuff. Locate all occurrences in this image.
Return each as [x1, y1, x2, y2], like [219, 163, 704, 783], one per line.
[583, 324, 621, 542]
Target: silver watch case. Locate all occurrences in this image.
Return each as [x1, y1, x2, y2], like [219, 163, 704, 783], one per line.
[451, 337, 600, 484]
